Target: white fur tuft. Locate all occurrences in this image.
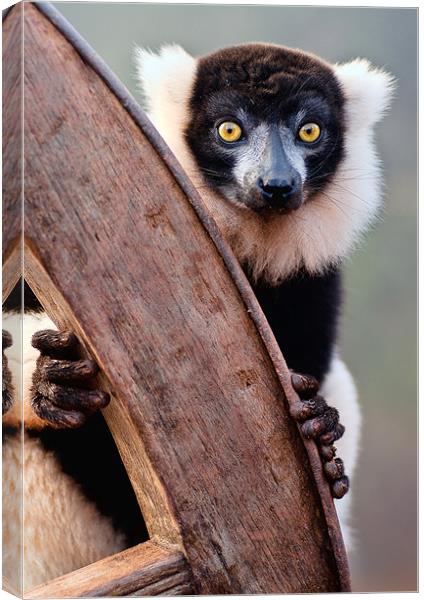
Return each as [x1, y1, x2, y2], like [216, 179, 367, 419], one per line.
[134, 44, 196, 113]
[134, 44, 199, 183]
[334, 59, 395, 128]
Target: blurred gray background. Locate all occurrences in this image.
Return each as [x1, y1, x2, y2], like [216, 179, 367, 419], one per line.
[52, 2, 417, 592]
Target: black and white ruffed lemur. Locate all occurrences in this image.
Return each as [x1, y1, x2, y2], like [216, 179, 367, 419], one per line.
[2, 43, 393, 590]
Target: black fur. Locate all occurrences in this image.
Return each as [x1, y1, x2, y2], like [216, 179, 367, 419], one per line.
[31, 414, 148, 547]
[249, 266, 342, 383]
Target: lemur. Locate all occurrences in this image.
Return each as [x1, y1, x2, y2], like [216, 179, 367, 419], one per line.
[2, 43, 393, 590]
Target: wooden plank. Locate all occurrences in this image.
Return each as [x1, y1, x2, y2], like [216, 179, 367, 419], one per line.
[2, 3, 22, 299]
[22, 2, 349, 594]
[2, 242, 20, 302]
[26, 542, 193, 598]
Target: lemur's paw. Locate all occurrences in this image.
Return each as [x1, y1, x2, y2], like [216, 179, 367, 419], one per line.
[290, 372, 349, 499]
[31, 329, 110, 428]
[2, 330, 14, 415]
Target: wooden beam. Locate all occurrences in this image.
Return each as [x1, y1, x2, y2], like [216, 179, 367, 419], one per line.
[26, 542, 193, 598]
[18, 2, 349, 593]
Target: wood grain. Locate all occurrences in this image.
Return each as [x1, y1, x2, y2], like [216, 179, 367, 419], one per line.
[26, 542, 193, 598]
[19, 2, 349, 594]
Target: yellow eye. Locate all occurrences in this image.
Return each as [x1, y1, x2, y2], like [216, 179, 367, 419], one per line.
[217, 121, 243, 143]
[298, 122, 321, 143]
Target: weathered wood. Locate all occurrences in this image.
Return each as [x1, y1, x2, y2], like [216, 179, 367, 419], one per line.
[26, 542, 193, 598]
[2, 3, 22, 300]
[2, 242, 20, 303]
[11, 1, 350, 594]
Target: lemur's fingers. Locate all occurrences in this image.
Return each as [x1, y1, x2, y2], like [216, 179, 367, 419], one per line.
[319, 423, 345, 445]
[291, 372, 319, 399]
[318, 445, 350, 499]
[323, 456, 345, 480]
[32, 329, 78, 356]
[289, 394, 328, 421]
[42, 357, 99, 384]
[2, 330, 14, 415]
[324, 457, 349, 498]
[30, 329, 109, 428]
[32, 393, 86, 428]
[37, 381, 110, 413]
[290, 371, 349, 498]
[2, 329, 13, 350]
[319, 444, 337, 462]
[331, 475, 350, 499]
[300, 406, 339, 439]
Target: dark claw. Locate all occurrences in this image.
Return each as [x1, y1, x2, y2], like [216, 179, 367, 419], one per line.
[38, 381, 109, 412]
[324, 457, 345, 481]
[331, 475, 350, 499]
[300, 407, 339, 439]
[319, 444, 337, 462]
[290, 394, 328, 421]
[32, 393, 86, 428]
[43, 357, 99, 383]
[291, 372, 319, 399]
[32, 329, 78, 355]
[319, 423, 345, 445]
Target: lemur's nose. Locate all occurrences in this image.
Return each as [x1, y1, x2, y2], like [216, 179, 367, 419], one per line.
[258, 177, 295, 200]
[257, 176, 301, 209]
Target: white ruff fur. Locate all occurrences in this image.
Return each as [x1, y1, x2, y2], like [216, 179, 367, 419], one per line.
[134, 46, 394, 284]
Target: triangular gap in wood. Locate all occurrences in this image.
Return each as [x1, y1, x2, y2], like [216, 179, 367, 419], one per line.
[2, 277, 151, 562]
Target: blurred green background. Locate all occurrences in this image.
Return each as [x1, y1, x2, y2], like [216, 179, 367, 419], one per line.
[53, 2, 417, 592]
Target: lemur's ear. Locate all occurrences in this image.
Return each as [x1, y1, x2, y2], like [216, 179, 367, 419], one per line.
[134, 44, 197, 114]
[334, 59, 395, 129]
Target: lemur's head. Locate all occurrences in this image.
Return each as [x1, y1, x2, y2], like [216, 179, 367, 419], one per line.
[136, 43, 394, 282]
[185, 44, 345, 215]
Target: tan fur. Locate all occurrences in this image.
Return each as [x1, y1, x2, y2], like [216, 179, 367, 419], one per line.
[134, 45, 394, 284]
[2, 429, 22, 595]
[2, 433, 126, 592]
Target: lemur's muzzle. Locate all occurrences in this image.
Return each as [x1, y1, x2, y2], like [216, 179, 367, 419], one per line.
[256, 127, 303, 213]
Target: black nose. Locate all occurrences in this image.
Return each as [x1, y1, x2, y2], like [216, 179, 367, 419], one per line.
[257, 177, 300, 205]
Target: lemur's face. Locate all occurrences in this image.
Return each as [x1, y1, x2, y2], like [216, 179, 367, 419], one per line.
[185, 45, 345, 214]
